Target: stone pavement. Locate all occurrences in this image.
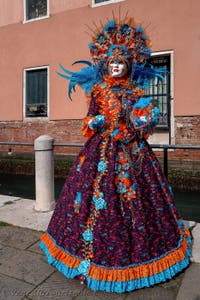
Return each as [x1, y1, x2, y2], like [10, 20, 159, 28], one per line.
[0, 195, 200, 300]
[0, 195, 53, 231]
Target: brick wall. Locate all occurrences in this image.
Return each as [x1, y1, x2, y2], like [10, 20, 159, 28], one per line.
[171, 115, 200, 161]
[0, 120, 85, 155]
[175, 115, 200, 145]
[0, 116, 200, 160]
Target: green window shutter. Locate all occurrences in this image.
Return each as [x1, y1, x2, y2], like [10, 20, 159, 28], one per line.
[26, 68, 48, 117]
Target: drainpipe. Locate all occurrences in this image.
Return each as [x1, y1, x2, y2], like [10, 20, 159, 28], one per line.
[34, 135, 55, 212]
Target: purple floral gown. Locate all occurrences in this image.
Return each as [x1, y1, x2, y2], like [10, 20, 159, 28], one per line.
[40, 75, 191, 293]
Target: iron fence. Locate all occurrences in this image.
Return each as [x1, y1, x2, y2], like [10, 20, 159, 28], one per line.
[0, 141, 200, 178]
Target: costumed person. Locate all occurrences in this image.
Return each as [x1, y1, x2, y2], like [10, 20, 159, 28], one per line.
[40, 16, 191, 293]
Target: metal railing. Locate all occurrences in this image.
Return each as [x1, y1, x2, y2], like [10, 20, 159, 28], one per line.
[1, 138, 200, 211]
[0, 142, 34, 146]
[0, 141, 200, 179]
[53, 142, 200, 177]
[150, 144, 200, 178]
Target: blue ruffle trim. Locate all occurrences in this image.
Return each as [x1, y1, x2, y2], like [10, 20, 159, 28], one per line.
[40, 241, 79, 279]
[87, 252, 191, 293]
[40, 233, 191, 293]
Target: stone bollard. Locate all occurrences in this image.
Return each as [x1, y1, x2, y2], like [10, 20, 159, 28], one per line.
[34, 135, 55, 212]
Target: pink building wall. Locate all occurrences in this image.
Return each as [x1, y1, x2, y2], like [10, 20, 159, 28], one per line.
[0, 0, 89, 27]
[0, 0, 200, 146]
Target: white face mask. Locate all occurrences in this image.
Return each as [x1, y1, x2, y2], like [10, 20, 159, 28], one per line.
[108, 59, 128, 78]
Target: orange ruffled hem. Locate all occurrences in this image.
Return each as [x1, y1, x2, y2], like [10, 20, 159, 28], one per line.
[41, 229, 191, 283]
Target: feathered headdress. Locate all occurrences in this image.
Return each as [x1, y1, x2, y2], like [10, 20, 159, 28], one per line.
[57, 16, 166, 99]
[88, 18, 151, 65]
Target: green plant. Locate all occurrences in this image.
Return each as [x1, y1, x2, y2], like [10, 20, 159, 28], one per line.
[0, 221, 12, 226]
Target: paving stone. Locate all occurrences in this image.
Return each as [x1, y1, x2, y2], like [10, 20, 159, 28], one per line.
[125, 286, 175, 300]
[0, 246, 18, 262]
[75, 288, 126, 300]
[160, 272, 184, 298]
[74, 273, 184, 300]
[0, 199, 53, 231]
[183, 220, 196, 229]
[27, 241, 44, 255]
[0, 226, 41, 249]
[191, 223, 200, 263]
[177, 263, 200, 300]
[0, 246, 54, 285]
[0, 273, 34, 300]
[28, 272, 85, 300]
[0, 195, 21, 208]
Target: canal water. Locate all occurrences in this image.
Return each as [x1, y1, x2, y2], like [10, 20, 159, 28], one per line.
[0, 173, 199, 222]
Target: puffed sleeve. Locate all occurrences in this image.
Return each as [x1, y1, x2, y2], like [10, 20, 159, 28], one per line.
[82, 93, 105, 138]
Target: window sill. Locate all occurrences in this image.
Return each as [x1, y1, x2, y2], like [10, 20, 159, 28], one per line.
[23, 117, 49, 123]
[91, 0, 125, 8]
[23, 14, 50, 24]
[155, 126, 169, 133]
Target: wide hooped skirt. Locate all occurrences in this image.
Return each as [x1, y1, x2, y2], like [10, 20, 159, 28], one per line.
[40, 133, 191, 293]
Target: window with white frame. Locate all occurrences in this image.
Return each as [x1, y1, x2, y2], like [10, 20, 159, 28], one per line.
[94, 0, 111, 3]
[24, 67, 49, 118]
[92, 0, 124, 6]
[144, 54, 171, 129]
[24, 0, 49, 22]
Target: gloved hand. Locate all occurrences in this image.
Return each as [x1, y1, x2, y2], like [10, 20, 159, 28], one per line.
[88, 115, 106, 130]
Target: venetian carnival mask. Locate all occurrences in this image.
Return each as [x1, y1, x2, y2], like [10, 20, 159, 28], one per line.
[108, 57, 129, 78]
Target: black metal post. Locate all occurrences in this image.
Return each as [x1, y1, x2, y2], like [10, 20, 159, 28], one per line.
[163, 146, 168, 178]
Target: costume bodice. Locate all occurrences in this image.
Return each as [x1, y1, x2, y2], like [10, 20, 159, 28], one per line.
[92, 76, 144, 141]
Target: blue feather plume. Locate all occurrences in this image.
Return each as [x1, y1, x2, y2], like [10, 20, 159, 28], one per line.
[56, 61, 103, 100]
[72, 60, 92, 67]
[133, 97, 152, 109]
[131, 62, 168, 88]
[56, 59, 168, 100]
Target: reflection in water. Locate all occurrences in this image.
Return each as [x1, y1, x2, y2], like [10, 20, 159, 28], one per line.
[0, 174, 199, 222]
[0, 174, 64, 200]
